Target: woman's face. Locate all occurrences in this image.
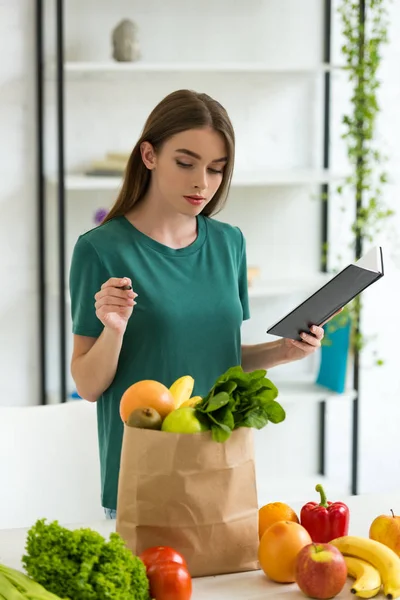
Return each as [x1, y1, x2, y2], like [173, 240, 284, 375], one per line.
[140, 127, 228, 216]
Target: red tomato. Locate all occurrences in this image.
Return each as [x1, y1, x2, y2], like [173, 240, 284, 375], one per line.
[139, 545, 187, 571]
[147, 561, 192, 600]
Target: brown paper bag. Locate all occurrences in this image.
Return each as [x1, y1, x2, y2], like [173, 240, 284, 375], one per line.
[116, 425, 260, 577]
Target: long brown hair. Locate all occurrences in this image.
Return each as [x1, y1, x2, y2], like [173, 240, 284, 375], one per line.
[102, 89, 235, 224]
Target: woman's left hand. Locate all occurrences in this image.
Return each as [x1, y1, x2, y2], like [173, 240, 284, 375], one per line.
[280, 308, 343, 363]
[280, 324, 325, 362]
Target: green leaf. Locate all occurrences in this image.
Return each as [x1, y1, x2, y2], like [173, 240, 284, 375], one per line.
[211, 424, 232, 443]
[232, 399, 254, 414]
[215, 365, 244, 383]
[207, 408, 234, 432]
[230, 392, 241, 408]
[213, 405, 235, 430]
[240, 406, 270, 430]
[203, 391, 230, 412]
[266, 402, 286, 424]
[241, 378, 268, 396]
[248, 369, 267, 381]
[215, 380, 238, 395]
[257, 383, 279, 402]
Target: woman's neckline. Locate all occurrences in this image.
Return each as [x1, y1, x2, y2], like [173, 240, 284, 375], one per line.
[118, 214, 207, 256]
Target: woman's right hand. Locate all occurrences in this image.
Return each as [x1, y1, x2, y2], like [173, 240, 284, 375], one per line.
[94, 277, 137, 334]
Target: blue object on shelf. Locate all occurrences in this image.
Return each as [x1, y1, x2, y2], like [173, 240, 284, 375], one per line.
[69, 390, 82, 401]
[316, 312, 352, 394]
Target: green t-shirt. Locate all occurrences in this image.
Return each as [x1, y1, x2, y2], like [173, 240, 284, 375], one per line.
[69, 214, 250, 510]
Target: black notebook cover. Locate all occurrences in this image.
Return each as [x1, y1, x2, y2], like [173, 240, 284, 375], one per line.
[267, 247, 384, 341]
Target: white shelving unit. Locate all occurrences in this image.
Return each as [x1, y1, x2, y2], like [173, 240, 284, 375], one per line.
[41, 1, 355, 496]
[49, 169, 347, 191]
[47, 60, 345, 78]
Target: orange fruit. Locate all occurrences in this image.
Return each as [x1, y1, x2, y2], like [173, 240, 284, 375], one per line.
[120, 380, 175, 422]
[258, 501, 299, 540]
[258, 520, 312, 583]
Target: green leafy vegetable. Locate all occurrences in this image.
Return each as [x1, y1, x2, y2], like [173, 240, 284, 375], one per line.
[195, 365, 285, 442]
[203, 392, 230, 412]
[22, 519, 150, 600]
[0, 563, 64, 599]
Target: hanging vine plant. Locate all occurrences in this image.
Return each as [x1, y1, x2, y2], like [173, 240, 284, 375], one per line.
[324, 0, 393, 362]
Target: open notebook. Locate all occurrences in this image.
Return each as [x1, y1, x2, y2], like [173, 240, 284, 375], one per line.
[266, 246, 384, 341]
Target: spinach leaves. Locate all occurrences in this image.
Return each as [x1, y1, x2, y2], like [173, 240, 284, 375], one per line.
[195, 366, 286, 442]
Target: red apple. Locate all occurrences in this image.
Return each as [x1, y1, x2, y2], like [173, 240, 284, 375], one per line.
[295, 542, 347, 599]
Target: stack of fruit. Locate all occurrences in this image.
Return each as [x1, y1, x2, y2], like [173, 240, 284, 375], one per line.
[257, 486, 400, 599]
[119, 365, 286, 441]
[120, 375, 206, 434]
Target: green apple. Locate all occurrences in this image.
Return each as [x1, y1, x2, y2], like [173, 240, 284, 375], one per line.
[161, 407, 209, 434]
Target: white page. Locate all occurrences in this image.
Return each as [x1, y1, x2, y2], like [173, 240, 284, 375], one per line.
[354, 246, 383, 273]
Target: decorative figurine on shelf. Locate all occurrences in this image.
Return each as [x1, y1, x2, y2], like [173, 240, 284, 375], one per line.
[111, 18, 141, 62]
[94, 208, 109, 225]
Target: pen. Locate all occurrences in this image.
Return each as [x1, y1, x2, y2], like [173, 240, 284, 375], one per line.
[119, 284, 132, 290]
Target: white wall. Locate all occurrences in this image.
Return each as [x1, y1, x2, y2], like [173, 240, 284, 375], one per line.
[1, 0, 399, 499]
[0, 1, 39, 407]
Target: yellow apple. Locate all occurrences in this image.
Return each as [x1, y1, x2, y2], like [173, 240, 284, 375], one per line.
[369, 509, 400, 555]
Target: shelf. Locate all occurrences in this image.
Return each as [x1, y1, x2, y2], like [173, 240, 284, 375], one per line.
[48, 169, 345, 191]
[274, 375, 357, 405]
[248, 273, 332, 299]
[234, 169, 345, 186]
[53, 175, 120, 191]
[47, 61, 344, 79]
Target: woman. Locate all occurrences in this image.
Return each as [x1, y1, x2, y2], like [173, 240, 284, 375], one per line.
[69, 89, 325, 519]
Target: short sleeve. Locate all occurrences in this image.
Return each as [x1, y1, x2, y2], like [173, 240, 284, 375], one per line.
[69, 236, 107, 337]
[237, 228, 251, 321]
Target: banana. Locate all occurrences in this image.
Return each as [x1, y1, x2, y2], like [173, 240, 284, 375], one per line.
[330, 535, 400, 599]
[169, 376, 194, 409]
[180, 395, 202, 408]
[344, 555, 381, 598]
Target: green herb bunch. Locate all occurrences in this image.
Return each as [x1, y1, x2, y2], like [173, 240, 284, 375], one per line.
[195, 366, 285, 442]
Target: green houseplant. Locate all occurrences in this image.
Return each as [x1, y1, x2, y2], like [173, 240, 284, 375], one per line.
[323, 0, 393, 365]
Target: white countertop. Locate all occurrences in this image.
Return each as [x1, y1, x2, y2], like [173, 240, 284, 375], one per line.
[1, 491, 399, 599]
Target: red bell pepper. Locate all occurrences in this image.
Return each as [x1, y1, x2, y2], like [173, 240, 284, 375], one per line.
[300, 484, 349, 543]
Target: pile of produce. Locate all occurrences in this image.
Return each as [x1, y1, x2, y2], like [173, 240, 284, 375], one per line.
[120, 365, 285, 442]
[0, 517, 195, 600]
[257, 484, 400, 599]
[3, 485, 400, 599]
